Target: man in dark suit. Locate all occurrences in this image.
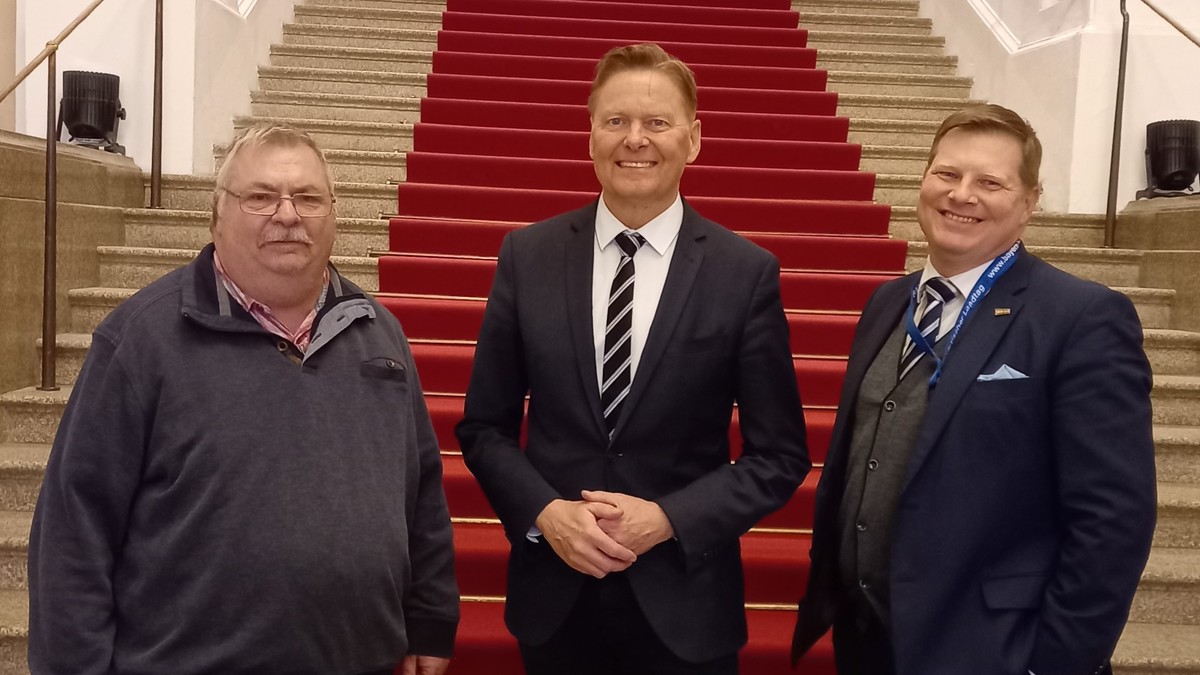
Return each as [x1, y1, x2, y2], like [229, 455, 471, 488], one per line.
[457, 43, 810, 674]
[791, 104, 1157, 675]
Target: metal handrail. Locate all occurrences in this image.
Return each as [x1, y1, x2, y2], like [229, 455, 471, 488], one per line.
[0, 0, 106, 105]
[1143, 0, 1200, 48]
[1106, 0, 1199, 247]
[0, 0, 165, 390]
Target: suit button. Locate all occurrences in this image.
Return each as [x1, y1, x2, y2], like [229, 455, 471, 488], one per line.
[867, 459, 879, 471]
[883, 400, 896, 412]
[856, 521, 867, 532]
[858, 579, 870, 590]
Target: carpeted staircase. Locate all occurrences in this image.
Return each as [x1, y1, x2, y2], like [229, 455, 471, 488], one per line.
[0, 0, 1197, 673]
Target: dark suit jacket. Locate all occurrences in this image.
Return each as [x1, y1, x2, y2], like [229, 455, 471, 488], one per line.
[457, 200, 810, 662]
[792, 248, 1156, 675]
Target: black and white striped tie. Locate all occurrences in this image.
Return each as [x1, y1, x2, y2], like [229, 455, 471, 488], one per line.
[898, 277, 955, 381]
[600, 231, 646, 434]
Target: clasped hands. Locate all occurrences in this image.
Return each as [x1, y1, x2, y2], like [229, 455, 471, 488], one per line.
[533, 490, 675, 578]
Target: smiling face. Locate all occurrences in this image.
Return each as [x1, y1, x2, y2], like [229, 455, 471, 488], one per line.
[212, 142, 336, 292]
[917, 128, 1039, 276]
[588, 68, 701, 228]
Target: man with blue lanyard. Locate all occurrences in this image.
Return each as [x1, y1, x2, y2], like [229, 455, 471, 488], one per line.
[791, 104, 1156, 675]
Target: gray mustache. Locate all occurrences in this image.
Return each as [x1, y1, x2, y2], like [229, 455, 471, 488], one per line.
[259, 228, 313, 245]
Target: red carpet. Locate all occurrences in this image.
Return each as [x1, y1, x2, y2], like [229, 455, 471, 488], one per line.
[376, 0, 903, 671]
[435, 31, 819, 68]
[411, 123, 861, 168]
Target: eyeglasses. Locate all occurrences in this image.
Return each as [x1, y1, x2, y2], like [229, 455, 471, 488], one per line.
[223, 189, 336, 217]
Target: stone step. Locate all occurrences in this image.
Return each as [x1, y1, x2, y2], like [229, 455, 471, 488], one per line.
[69, 288, 134, 335]
[807, 30, 947, 55]
[269, 44, 433, 75]
[1114, 621, 1200, 674]
[1157, 425, 1200, 484]
[793, 0, 921, 18]
[232, 116, 414, 152]
[0, 589, 27, 667]
[818, 49, 959, 76]
[1116, 288, 1176, 330]
[873, 173, 919, 206]
[889, 206, 1107, 248]
[1147, 331, 1200, 377]
[0, 444, 47, 511]
[36, 334, 89, 389]
[213, 146, 407, 188]
[281, 23, 438, 51]
[903, 242, 1145, 288]
[859, 145, 927, 175]
[127, 206, 389, 257]
[1155, 377, 1200, 427]
[827, 71, 972, 98]
[0, 387, 68, 445]
[250, 90, 422, 125]
[293, 4, 443, 31]
[798, 11, 933, 36]
[1131, 547, 1200, 626]
[95, 247, 379, 293]
[839, 94, 982, 123]
[1157, 482, 1200, 549]
[257, 66, 427, 98]
[0, 512, 29, 592]
[144, 174, 396, 219]
[848, 118, 939, 147]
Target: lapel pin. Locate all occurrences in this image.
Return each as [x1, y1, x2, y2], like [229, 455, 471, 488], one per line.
[994, 308, 1011, 316]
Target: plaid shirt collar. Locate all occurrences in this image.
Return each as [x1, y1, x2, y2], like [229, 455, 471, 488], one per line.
[212, 250, 329, 352]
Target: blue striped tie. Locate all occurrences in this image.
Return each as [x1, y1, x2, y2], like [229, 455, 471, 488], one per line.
[899, 277, 955, 381]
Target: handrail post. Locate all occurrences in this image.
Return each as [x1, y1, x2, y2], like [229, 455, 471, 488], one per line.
[1105, 0, 1131, 249]
[39, 50, 58, 392]
[150, 0, 163, 208]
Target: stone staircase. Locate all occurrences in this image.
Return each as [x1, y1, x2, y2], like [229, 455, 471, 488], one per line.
[0, 0, 1196, 672]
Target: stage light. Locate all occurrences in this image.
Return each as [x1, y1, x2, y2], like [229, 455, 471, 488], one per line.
[1137, 119, 1199, 199]
[58, 70, 126, 154]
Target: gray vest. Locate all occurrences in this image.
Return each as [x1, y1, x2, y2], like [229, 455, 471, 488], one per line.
[837, 318, 933, 626]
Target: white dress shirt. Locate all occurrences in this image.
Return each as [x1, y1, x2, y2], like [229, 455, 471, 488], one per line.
[526, 194, 683, 543]
[917, 257, 994, 341]
[591, 194, 683, 390]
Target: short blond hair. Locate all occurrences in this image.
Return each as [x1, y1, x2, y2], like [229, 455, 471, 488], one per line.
[210, 124, 335, 228]
[588, 43, 698, 119]
[926, 104, 1043, 190]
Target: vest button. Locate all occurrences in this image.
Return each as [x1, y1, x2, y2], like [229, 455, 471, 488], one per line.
[868, 459, 879, 471]
[856, 521, 867, 532]
[883, 400, 897, 412]
[859, 579, 870, 589]
[277, 340, 289, 352]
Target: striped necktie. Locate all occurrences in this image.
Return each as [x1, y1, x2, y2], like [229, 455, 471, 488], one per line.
[898, 277, 956, 381]
[600, 231, 646, 434]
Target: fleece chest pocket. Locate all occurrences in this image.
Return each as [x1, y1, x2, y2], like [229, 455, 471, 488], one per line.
[361, 357, 408, 383]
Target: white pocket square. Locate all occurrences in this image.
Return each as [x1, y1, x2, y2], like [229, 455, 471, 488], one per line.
[977, 365, 1029, 382]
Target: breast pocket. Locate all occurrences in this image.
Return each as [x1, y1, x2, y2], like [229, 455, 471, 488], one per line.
[360, 356, 407, 383]
[964, 375, 1043, 411]
[677, 331, 731, 354]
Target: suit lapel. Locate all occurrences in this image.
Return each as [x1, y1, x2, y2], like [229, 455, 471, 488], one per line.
[565, 203, 607, 437]
[610, 205, 705, 439]
[903, 251, 1033, 491]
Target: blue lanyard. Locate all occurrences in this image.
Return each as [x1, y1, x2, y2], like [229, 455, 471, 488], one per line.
[904, 242, 1021, 387]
